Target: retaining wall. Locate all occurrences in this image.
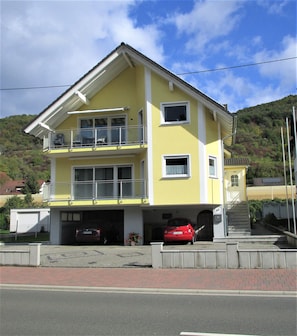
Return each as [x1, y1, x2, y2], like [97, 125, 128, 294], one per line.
[0, 243, 41, 266]
[151, 242, 297, 269]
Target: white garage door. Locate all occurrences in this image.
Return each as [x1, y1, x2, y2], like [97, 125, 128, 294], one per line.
[17, 212, 39, 233]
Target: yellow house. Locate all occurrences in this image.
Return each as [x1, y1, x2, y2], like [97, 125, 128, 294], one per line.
[25, 43, 240, 245]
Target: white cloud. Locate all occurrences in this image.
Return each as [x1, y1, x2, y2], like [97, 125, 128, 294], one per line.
[256, 0, 290, 15]
[0, 0, 165, 117]
[254, 35, 297, 87]
[172, 0, 243, 52]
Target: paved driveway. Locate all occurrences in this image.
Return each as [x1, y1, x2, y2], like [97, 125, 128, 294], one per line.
[41, 244, 153, 268]
[41, 242, 226, 268]
[40, 240, 289, 268]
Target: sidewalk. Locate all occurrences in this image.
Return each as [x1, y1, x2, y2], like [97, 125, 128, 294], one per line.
[1, 243, 296, 294]
[1, 266, 296, 294]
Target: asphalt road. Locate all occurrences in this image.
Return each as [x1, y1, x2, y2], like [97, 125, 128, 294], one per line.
[1, 288, 296, 336]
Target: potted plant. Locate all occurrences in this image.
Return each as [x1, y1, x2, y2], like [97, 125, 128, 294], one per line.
[126, 232, 141, 245]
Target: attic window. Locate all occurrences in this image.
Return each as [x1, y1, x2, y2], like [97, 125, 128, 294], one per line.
[161, 102, 189, 124]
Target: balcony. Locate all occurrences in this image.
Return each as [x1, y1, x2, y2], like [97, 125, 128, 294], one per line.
[43, 179, 148, 206]
[43, 125, 147, 153]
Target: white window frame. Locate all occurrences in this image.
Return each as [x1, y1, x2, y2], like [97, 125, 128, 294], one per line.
[231, 174, 239, 187]
[160, 102, 190, 124]
[162, 155, 191, 178]
[208, 156, 217, 178]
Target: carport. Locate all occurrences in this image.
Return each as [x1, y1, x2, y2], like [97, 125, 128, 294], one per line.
[60, 210, 124, 245]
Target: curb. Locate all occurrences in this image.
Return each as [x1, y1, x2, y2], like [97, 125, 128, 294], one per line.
[1, 284, 296, 297]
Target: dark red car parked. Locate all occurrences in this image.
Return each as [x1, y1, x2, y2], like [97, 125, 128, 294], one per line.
[75, 227, 102, 243]
[163, 218, 196, 244]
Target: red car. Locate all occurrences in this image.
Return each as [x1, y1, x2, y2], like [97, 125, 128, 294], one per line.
[163, 218, 196, 244]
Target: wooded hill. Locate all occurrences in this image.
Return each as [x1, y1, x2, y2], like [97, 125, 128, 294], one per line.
[228, 94, 297, 184]
[0, 94, 296, 186]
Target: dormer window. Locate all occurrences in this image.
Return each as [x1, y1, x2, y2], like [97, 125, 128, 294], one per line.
[161, 102, 189, 124]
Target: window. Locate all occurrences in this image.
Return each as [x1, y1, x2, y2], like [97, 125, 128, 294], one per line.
[163, 155, 190, 178]
[161, 102, 189, 124]
[61, 212, 81, 222]
[231, 174, 239, 187]
[209, 156, 217, 178]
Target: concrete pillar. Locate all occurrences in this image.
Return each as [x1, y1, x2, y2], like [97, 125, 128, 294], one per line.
[50, 209, 61, 244]
[124, 207, 143, 245]
[226, 242, 239, 268]
[29, 243, 41, 266]
[151, 242, 163, 268]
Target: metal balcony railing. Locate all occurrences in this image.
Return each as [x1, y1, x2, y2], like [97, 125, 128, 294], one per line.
[44, 126, 146, 150]
[43, 179, 148, 202]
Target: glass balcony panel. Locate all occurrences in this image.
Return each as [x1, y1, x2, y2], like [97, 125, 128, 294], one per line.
[43, 180, 147, 202]
[73, 182, 93, 200]
[96, 181, 114, 198]
[46, 126, 146, 150]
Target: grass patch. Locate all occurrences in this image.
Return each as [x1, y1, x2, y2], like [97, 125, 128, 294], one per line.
[0, 232, 50, 243]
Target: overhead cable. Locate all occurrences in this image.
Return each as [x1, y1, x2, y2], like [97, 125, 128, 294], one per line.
[1, 56, 296, 91]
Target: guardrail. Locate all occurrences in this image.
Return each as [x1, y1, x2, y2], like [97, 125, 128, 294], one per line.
[151, 242, 297, 269]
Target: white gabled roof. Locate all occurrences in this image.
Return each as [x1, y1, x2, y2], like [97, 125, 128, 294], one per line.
[24, 43, 235, 143]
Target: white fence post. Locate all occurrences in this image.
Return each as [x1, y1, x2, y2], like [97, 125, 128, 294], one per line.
[226, 242, 239, 269]
[151, 242, 163, 268]
[29, 243, 41, 266]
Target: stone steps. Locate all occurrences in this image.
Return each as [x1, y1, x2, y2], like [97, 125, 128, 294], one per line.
[227, 201, 251, 236]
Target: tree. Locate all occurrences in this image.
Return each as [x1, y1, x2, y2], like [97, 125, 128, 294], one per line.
[0, 196, 25, 230]
[23, 174, 39, 195]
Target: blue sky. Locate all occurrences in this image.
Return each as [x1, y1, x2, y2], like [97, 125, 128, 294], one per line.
[1, 0, 296, 118]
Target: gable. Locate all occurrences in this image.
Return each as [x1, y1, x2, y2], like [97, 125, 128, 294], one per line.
[24, 43, 234, 144]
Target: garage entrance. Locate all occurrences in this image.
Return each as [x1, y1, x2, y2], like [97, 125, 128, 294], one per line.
[61, 210, 124, 245]
[82, 210, 124, 244]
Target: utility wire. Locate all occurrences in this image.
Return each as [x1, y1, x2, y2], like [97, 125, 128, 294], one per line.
[1, 84, 71, 91]
[1, 56, 296, 91]
[177, 56, 297, 75]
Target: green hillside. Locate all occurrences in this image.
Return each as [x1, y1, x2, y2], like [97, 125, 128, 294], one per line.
[0, 94, 296, 185]
[0, 115, 50, 182]
[228, 94, 297, 184]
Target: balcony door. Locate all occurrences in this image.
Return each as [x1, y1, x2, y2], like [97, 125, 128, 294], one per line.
[111, 117, 126, 144]
[74, 165, 132, 200]
[80, 116, 126, 145]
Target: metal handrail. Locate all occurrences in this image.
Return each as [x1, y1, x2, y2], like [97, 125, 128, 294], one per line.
[43, 179, 147, 202]
[45, 125, 146, 150]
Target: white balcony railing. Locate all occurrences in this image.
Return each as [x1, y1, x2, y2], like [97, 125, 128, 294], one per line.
[44, 125, 146, 150]
[43, 179, 147, 202]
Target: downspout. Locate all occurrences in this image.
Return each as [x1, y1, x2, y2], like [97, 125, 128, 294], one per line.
[221, 115, 237, 237]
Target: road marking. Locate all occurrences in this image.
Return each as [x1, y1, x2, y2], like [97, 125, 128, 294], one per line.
[180, 332, 260, 336]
